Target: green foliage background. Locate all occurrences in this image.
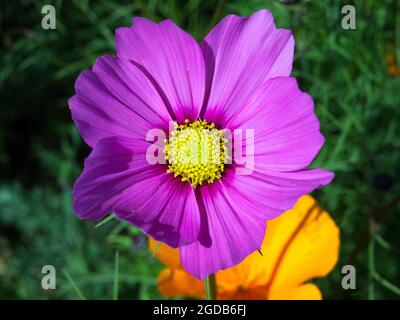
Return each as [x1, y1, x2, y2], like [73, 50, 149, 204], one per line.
[0, 0, 399, 299]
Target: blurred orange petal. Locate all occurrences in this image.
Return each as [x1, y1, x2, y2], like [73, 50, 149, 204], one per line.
[218, 285, 269, 300]
[216, 248, 269, 291]
[268, 283, 322, 300]
[158, 268, 204, 298]
[265, 195, 340, 293]
[149, 237, 181, 269]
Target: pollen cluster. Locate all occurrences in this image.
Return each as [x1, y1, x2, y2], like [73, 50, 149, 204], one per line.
[165, 119, 227, 188]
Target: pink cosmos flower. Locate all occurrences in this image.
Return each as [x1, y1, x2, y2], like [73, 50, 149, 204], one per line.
[70, 9, 334, 280]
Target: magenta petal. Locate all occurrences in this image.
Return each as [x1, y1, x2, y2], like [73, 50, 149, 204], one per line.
[73, 136, 200, 247]
[221, 77, 333, 221]
[115, 18, 205, 123]
[202, 9, 294, 125]
[69, 55, 171, 148]
[72, 137, 158, 220]
[221, 168, 334, 221]
[180, 182, 266, 279]
[114, 173, 201, 247]
[230, 77, 325, 171]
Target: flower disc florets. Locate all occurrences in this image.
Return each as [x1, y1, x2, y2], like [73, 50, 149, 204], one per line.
[165, 119, 227, 188]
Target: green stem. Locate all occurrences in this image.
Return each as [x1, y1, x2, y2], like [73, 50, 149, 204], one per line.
[152, 241, 161, 257]
[62, 269, 86, 300]
[94, 214, 114, 228]
[373, 272, 400, 296]
[113, 251, 119, 300]
[368, 221, 375, 300]
[205, 274, 217, 300]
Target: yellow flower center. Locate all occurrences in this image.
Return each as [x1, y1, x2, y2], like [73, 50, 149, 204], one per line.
[165, 119, 227, 188]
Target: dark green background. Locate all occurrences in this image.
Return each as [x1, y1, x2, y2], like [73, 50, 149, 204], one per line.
[0, 0, 399, 299]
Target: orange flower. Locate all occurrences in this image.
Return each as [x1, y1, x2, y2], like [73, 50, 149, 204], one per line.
[387, 65, 399, 77]
[385, 52, 399, 77]
[149, 195, 340, 300]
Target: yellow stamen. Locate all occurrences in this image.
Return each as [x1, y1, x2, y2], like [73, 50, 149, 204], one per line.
[165, 119, 227, 188]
